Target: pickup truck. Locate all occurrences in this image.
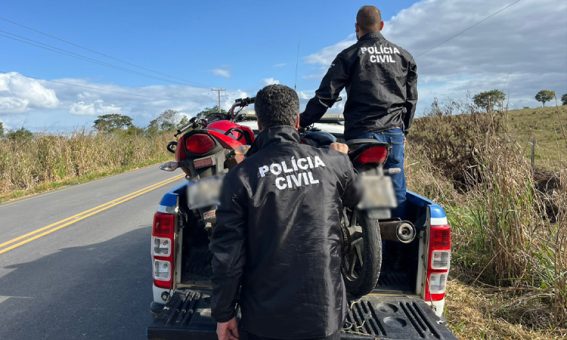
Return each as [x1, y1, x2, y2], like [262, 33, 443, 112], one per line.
[147, 121, 456, 340]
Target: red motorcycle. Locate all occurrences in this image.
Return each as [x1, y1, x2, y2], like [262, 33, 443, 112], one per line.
[160, 97, 416, 299]
[161, 97, 255, 177]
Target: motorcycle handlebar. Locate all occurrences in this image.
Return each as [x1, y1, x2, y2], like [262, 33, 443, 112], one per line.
[234, 97, 255, 106]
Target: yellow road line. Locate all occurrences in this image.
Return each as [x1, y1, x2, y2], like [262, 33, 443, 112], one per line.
[0, 175, 180, 249]
[0, 174, 183, 255]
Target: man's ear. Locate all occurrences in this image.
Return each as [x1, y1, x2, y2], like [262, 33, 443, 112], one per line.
[379, 21, 384, 31]
[295, 113, 300, 129]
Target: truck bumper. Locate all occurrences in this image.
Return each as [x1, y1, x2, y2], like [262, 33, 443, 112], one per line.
[147, 290, 456, 340]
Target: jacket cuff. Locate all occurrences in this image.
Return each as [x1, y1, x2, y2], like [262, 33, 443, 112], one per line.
[212, 309, 236, 323]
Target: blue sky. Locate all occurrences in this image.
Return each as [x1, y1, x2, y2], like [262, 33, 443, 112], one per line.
[1, 0, 566, 131]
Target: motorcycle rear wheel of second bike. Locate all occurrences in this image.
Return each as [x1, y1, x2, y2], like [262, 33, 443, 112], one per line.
[341, 209, 382, 300]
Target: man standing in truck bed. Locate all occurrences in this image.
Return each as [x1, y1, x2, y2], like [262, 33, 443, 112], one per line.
[210, 84, 360, 340]
[301, 5, 418, 215]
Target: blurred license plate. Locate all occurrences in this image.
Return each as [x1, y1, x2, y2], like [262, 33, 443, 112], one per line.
[358, 175, 397, 209]
[187, 176, 224, 209]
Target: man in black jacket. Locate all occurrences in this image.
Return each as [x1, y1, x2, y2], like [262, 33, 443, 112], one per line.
[210, 84, 361, 340]
[301, 5, 417, 215]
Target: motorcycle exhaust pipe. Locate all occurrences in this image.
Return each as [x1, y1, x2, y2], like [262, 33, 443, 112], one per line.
[380, 220, 416, 244]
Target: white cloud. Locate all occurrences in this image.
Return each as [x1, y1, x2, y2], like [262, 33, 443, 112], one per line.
[263, 77, 280, 86]
[212, 67, 231, 78]
[302, 0, 567, 111]
[69, 100, 122, 116]
[0, 72, 250, 130]
[297, 91, 312, 100]
[0, 72, 59, 113]
[305, 35, 355, 66]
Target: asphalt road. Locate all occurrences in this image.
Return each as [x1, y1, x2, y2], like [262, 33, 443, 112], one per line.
[0, 165, 185, 339]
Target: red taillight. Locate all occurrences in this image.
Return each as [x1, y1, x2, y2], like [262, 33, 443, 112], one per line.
[355, 145, 389, 165]
[152, 212, 175, 289]
[424, 224, 451, 302]
[186, 134, 216, 155]
[152, 212, 175, 236]
[430, 226, 451, 249]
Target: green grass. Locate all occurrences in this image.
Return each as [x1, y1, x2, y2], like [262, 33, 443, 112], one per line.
[505, 105, 567, 170]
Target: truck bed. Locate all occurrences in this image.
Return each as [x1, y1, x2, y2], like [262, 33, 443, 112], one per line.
[147, 289, 456, 340]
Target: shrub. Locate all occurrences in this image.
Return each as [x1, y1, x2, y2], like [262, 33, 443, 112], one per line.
[407, 110, 566, 329]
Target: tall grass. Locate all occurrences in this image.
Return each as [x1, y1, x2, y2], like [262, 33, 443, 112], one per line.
[0, 131, 171, 200]
[407, 111, 567, 330]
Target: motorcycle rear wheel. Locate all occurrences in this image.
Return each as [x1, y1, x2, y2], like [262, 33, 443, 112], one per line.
[341, 210, 382, 299]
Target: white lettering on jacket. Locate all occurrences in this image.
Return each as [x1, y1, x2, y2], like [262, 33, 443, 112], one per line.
[258, 156, 326, 190]
[360, 44, 400, 64]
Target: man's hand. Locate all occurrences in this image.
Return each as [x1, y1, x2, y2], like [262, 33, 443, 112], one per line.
[217, 317, 239, 340]
[330, 142, 349, 154]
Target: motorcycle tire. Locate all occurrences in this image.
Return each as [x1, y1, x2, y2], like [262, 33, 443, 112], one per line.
[342, 210, 382, 300]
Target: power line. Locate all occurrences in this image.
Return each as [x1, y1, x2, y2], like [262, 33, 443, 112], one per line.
[0, 28, 210, 87]
[0, 16, 205, 87]
[211, 88, 226, 109]
[416, 0, 523, 57]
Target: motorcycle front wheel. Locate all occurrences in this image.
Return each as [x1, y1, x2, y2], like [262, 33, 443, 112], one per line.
[341, 209, 382, 299]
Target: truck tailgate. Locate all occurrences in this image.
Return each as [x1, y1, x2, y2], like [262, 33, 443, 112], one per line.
[147, 290, 456, 340]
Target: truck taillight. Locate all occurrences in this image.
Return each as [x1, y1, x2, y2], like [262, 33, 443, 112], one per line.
[152, 237, 171, 257]
[425, 224, 451, 302]
[152, 212, 175, 289]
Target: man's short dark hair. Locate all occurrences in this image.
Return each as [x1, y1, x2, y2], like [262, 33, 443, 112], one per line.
[356, 5, 382, 33]
[254, 84, 299, 128]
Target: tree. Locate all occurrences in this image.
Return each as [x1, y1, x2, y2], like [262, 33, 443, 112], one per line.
[561, 93, 567, 106]
[6, 127, 33, 142]
[535, 90, 555, 107]
[177, 115, 190, 129]
[0, 122, 4, 138]
[473, 89, 506, 113]
[93, 113, 134, 133]
[147, 109, 188, 133]
[196, 106, 227, 120]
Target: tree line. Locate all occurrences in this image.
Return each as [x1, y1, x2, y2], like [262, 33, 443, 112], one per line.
[91, 106, 225, 134]
[1, 90, 566, 139]
[472, 89, 566, 113]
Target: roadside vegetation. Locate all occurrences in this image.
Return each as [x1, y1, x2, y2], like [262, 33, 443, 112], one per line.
[0, 107, 227, 202]
[0, 130, 171, 202]
[407, 102, 567, 338]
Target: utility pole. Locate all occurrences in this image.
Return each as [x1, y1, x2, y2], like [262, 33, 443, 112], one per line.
[211, 88, 226, 110]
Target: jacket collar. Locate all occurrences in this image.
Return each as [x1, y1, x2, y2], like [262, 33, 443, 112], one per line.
[246, 125, 300, 156]
[358, 31, 384, 41]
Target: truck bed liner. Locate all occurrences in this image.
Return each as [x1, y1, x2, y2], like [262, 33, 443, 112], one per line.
[147, 290, 456, 340]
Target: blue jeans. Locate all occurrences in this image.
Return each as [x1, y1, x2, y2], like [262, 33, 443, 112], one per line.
[353, 128, 406, 218]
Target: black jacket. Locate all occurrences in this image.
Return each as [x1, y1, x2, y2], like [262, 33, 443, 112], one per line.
[210, 126, 361, 339]
[301, 32, 418, 139]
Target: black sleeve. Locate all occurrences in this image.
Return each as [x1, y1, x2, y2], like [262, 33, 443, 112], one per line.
[340, 156, 362, 208]
[403, 57, 418, 133]
[300, 52, 352, 127]
[209, 170, 248, 322]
